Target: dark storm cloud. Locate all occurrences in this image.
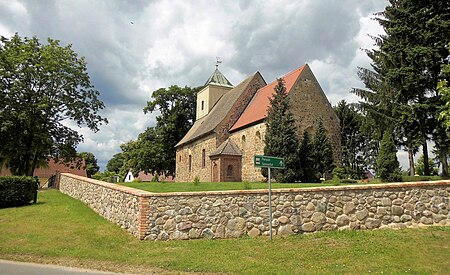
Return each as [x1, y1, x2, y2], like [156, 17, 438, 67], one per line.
[228, 0, 381, 82]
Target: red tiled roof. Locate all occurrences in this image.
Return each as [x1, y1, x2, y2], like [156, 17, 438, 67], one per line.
[1, 158, 87, 178]
[230, 65, 305, 132]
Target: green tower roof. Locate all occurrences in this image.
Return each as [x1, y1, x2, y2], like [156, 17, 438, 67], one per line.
[204, 67, 233, 87]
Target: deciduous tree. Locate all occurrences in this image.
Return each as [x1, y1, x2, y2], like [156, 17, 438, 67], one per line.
[77, 152, 99, 178]
[143, 85, 199, 176]
[0, 34, 107, 176]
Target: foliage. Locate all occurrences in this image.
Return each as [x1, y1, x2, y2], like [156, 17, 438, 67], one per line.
[193, 175, 200, 186]
[438, 59, 450, 129]
[353, 1, 450, 176]
[377, 131, 402, 182]
[298, 130, 317, 182]
[333, 100, 378, 178]
[142, 85, 199, 176]
[415, 155, 439, 176]
[263, 78, 300, 183]
[0, 34, 107, 176]
[77, 152, 99, 178]
[106, 153, 126, 175]
[313, 119, 334, 178]
[0, 176, 37, 208]
[91, 171, 122, 183]
[121, 127, 165, 176]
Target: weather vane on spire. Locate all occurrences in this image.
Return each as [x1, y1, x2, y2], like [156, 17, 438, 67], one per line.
[216, 57, 222, 69]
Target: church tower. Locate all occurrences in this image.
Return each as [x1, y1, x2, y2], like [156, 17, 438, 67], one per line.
[196, 64, 233, 120]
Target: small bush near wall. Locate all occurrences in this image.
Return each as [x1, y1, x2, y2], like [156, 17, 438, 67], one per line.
[0, 176, 37, 208]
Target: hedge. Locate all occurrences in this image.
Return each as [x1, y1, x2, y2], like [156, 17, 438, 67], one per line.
[0, 176, 37, 208]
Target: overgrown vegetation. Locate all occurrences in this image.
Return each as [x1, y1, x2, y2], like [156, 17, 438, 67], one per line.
[0, 190, 448, 274]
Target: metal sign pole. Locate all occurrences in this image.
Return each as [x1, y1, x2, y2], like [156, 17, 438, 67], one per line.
[268, 167, 272, 240]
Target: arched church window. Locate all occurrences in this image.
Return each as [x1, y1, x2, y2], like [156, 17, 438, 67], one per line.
[256, 131, 261, 141]
[226, 165, 233, 177]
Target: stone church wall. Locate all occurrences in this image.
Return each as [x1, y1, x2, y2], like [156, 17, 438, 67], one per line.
[176, 134, 216, 182]
[230, 123, 266, 182]
[289, 67, 342, 165]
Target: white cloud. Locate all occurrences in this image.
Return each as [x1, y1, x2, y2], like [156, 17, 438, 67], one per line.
[2, 0, 405, 171]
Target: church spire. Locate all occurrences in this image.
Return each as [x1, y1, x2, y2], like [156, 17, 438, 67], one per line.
[204, 59, 233, 87]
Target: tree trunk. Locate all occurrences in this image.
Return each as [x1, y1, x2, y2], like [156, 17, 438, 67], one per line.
[423, 139, 430, 176]
[408, 148, 415, 176]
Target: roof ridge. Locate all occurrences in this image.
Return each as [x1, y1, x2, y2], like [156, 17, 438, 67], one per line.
[265, 64, 306, 87]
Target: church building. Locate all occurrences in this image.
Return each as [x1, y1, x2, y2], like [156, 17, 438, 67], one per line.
[175, 64, 341, 182]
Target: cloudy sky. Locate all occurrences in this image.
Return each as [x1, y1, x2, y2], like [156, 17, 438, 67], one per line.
[1, 0, 407, 171]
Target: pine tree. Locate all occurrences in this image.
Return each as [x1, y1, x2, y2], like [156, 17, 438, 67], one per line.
[377, 131, 401, 182]
[263, 78, 300, 183]
[298, 130, 316, 182]
[313, 119, 334, 178]
[357, 1, 450, 176]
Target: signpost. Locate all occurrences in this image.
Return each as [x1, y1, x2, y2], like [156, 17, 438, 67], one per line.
[254, 155, 285, 240]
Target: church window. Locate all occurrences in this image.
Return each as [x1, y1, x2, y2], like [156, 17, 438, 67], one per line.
[189, 155, 192, 172]
[201, 100, 204, 111]
[256, 131, 261, 140]
[202, 149, 206, 168]
[226, 165, 233, 177]
[179, 154, 181, 162]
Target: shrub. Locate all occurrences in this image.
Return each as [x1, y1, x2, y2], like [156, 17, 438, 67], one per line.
[0, 176, 37, 208]
[193, 175, 200, 186]
[377, 131, 402, 182]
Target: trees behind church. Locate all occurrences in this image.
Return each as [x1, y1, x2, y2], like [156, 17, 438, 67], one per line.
[107, 85, 200, 177]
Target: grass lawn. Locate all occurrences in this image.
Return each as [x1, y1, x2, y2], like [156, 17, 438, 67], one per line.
[0, 189, 449, 274]
[118, 181, 337, 193]
[117, 175, 444, 193]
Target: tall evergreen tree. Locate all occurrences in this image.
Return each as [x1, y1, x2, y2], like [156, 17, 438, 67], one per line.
[374, 1, 450, 175]
[298, 130, 316, 182]
[333, 100, 378, 178]
[313, 119, 334, 178]
[377, 131, 402, 182]
[263, 78, 300, 183]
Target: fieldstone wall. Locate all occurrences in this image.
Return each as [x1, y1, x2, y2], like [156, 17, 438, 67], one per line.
[59, 173, 151, 239]
[58, 174, 449, 241]
[143, 181, 450, 240]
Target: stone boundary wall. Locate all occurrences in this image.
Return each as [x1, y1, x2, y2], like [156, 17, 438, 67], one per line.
[59, 173, 151, 239]
[59, 174, 450, 241]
